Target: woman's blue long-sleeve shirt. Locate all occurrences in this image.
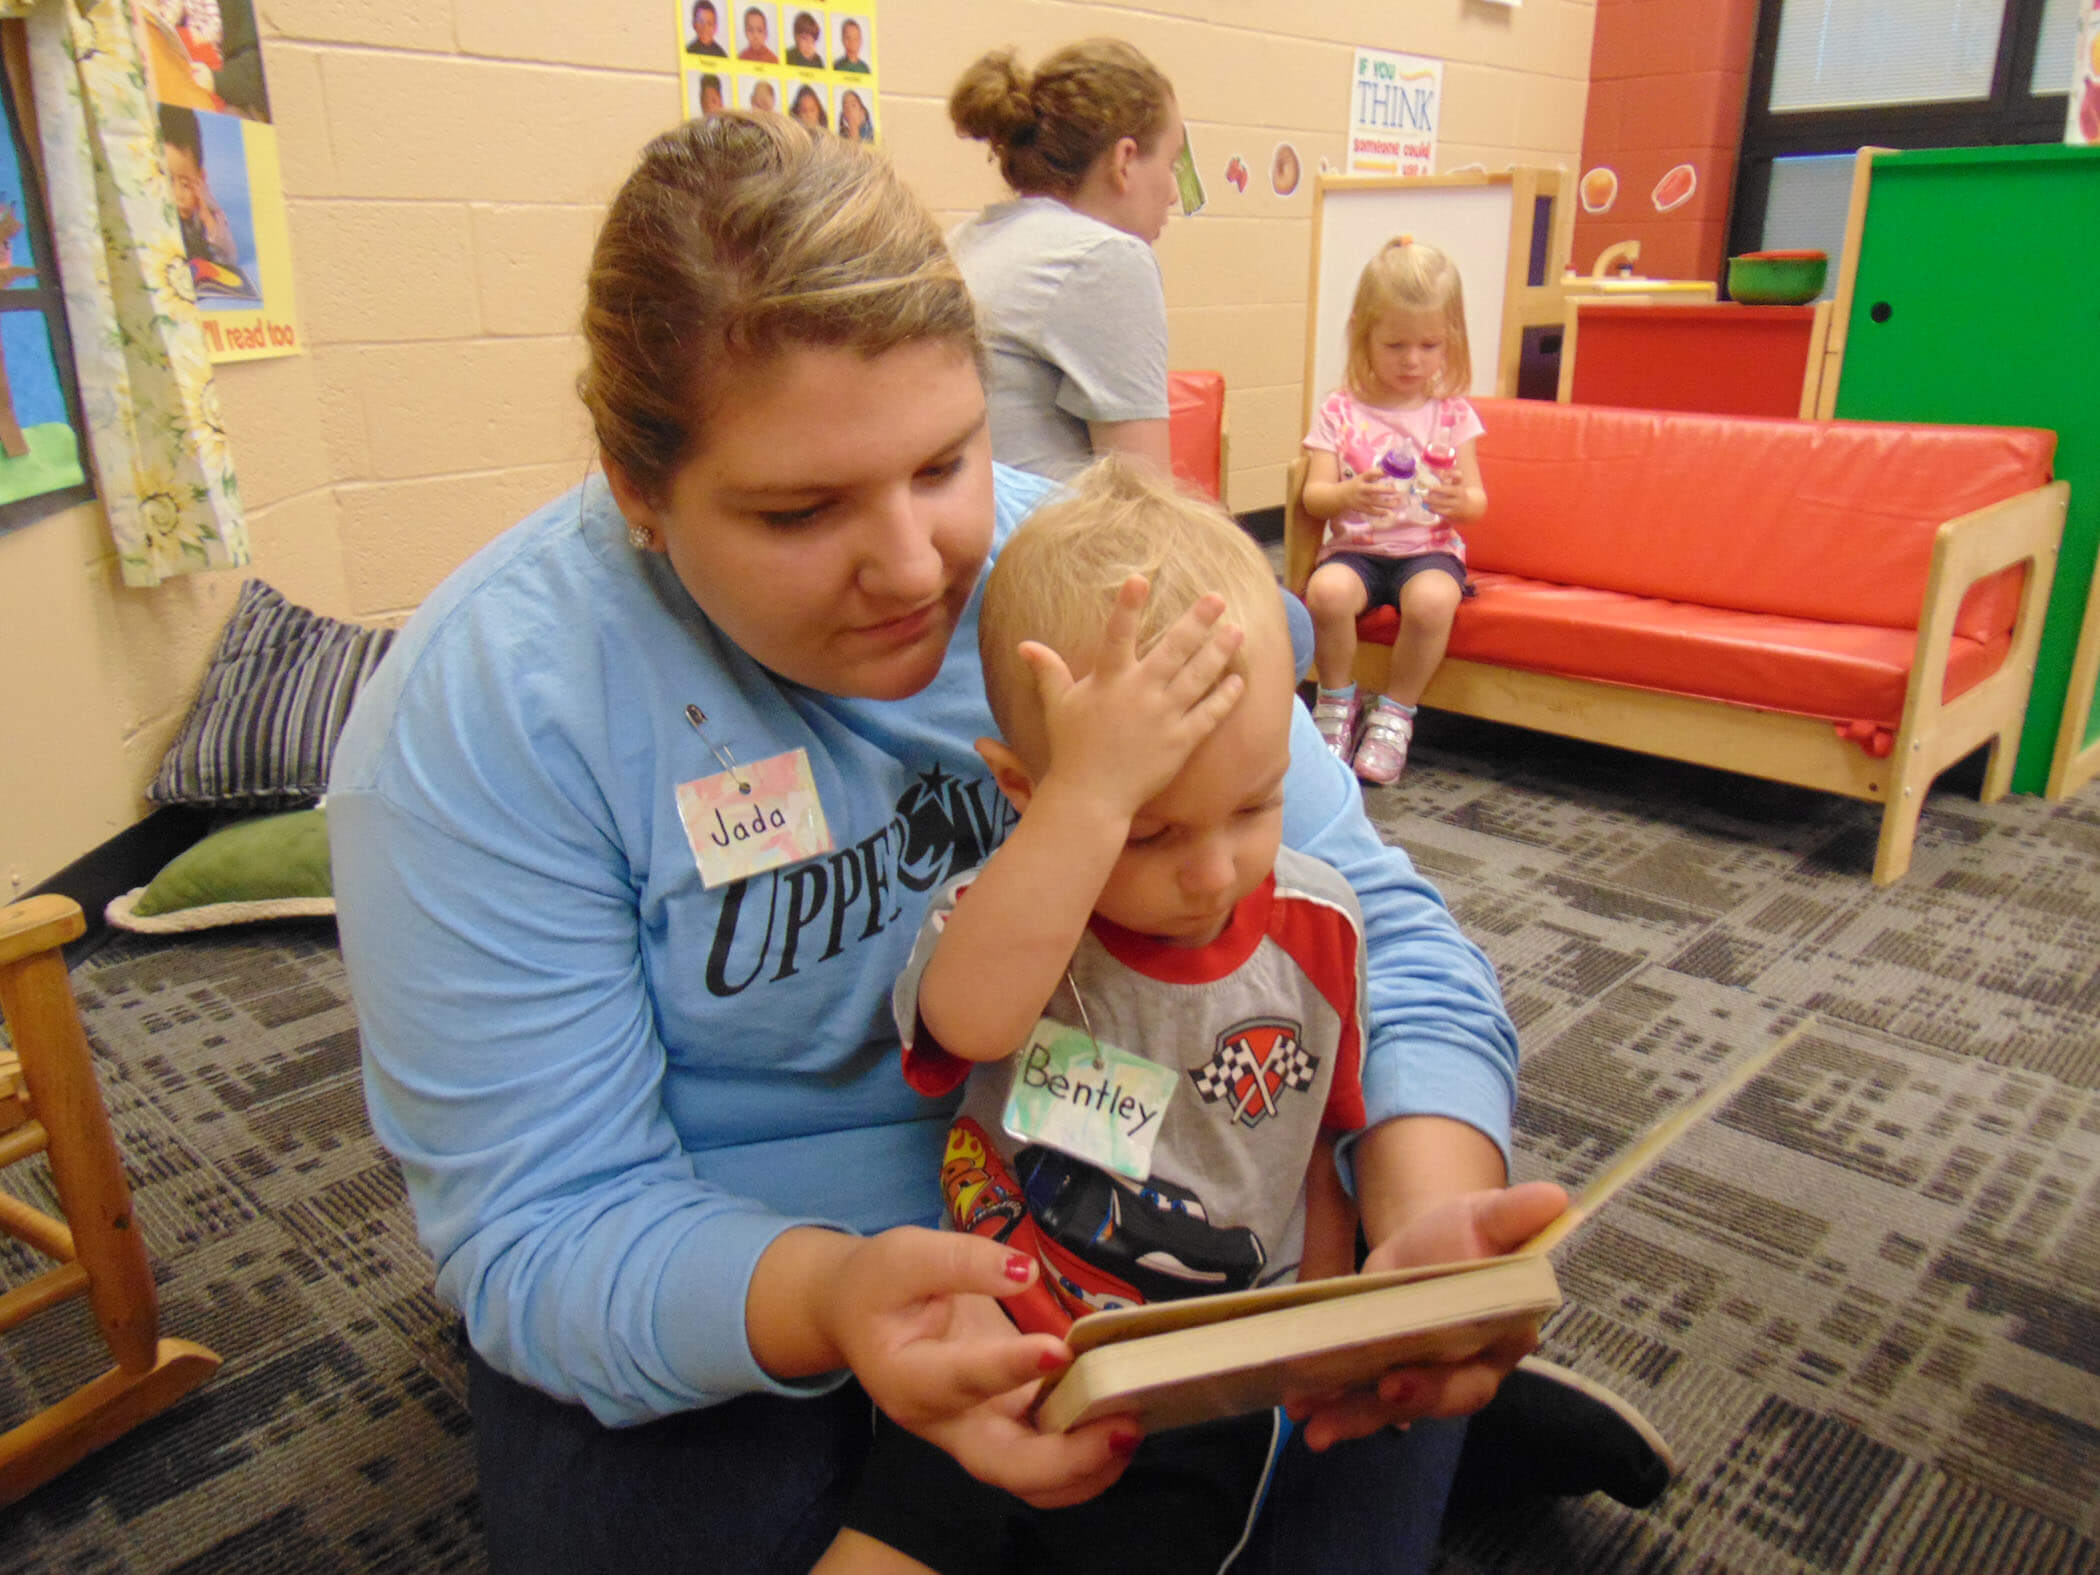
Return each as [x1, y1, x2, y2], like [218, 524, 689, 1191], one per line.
[328, 464, 1518, 1426]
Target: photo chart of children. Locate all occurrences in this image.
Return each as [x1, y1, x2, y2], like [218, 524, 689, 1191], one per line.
[136, 0, 301, 361]
[677, 1, 880, 145]
[0, 94, 88, 513]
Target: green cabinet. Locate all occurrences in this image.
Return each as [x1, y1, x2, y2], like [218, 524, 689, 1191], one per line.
[1831, 144, 2100, 793]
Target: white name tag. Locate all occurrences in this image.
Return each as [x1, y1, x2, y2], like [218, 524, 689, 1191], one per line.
[674, 747, 834, 889]
[1003, 1018, 1178, 1181]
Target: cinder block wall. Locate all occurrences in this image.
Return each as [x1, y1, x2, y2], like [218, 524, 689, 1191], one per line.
[0, 0, 1596, 890]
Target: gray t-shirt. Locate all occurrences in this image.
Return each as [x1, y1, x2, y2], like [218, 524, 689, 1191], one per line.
[895, 846, 1369, 1316]
[949, 196, 1169, 481]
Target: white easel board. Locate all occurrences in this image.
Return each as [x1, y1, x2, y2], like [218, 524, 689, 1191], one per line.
[1302, 175, 1518, 432]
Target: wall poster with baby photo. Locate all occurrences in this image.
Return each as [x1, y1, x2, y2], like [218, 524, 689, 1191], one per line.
[676, 1, 881, 145]
[136, 0, 301, 362]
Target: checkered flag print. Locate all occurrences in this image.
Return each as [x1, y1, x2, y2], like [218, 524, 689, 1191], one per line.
[1190, 1022, 1319, 1128]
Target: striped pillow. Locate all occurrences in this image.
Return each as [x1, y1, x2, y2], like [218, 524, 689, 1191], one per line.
[149, 580, 396, 809]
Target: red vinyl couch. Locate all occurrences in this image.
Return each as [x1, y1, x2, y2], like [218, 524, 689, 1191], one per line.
[1285, 398, 2069, 884]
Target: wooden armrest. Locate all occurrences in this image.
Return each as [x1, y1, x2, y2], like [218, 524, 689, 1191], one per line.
[0, 897, 85, 970]
[1916, 480, 2069, 664]
[1898, 480, 2068, 737]
[1931, 480, 2069, 590]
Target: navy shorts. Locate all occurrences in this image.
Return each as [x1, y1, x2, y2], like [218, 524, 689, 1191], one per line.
[1322, 551, 1471, 612]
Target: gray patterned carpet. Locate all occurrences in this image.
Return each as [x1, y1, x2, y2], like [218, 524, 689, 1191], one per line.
[3, 713, 2096, 1573]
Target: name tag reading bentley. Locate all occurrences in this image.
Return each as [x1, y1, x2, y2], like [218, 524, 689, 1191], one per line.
[675, 747, 834, 888]
[1003, 1019, 1177, 1181]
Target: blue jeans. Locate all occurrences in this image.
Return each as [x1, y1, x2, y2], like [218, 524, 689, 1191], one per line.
[465, 1343, 1466, 1574]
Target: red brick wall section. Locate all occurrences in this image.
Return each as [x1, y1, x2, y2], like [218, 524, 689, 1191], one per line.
[1573, 0, 1758, 284]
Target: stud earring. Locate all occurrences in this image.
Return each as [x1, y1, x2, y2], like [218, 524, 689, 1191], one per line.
[628, 524, 654, 551]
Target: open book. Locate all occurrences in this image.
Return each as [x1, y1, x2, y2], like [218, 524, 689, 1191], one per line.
[1034, 1251, 1557, 1433]
[1033, 1021, 1807, 1433]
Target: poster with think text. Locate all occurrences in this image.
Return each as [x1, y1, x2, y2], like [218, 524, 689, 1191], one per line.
[1346, 48, 1442, 177]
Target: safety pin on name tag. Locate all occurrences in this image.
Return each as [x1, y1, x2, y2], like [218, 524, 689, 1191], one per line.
[673, 709, 834, 890]
[1065, 967, 1105, 1071]
[686, 703, 751, 795]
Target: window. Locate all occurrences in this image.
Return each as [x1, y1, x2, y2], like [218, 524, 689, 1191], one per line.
[1729, 0, 2081, 288]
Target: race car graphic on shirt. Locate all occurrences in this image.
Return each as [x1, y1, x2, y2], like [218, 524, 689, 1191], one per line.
[938, 1118, 1073, 1336]
[940, 1117, 1028, 1242]
[1015, 1146, 1266, 1316]
[941, 1116, 1276, 1327]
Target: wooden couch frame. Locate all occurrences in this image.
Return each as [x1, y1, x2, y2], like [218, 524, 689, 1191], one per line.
[2045, 551, 2100, 802]
[1286, 459, 2068, 885]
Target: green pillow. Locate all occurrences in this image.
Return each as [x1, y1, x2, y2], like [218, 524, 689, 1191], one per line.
[107, 808, 334, 932]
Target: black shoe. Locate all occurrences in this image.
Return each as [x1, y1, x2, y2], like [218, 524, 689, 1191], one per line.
[1450, 1356, 1676, 1510]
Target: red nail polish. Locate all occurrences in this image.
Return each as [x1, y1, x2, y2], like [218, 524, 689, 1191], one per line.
[1109, 1430, 1141, 1458]
[1038, 1348, 1067, 1373]
[1005, 1253, 1033, 1283]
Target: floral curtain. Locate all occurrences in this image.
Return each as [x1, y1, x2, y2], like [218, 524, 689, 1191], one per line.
[4, 0, 244, 586]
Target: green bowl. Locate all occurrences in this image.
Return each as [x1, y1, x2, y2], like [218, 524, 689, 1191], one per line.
[1727, 250, 1828, 305]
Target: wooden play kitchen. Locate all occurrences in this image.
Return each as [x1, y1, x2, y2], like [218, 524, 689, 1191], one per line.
[1557, 301, 1832, 419]
[1818, 144, 2100, 800]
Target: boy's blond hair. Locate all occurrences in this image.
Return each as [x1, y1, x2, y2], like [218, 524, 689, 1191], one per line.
[981, 457, 1285, 745]
[1344, 238, 1472, 402]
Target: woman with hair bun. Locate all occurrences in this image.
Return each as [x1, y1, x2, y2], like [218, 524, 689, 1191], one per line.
[947, 41, 1182, 480]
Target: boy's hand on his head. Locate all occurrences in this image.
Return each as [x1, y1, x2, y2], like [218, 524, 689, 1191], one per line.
[1023, 574, 1245, 823]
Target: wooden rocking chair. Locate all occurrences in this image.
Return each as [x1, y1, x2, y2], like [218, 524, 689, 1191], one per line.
[0, 895, 220, 1507]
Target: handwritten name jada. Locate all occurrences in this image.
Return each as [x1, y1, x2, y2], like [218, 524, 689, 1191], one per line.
[709, 799, 789, 848]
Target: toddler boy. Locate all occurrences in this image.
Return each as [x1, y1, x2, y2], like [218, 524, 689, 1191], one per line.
[821, 457, 1368, 1573]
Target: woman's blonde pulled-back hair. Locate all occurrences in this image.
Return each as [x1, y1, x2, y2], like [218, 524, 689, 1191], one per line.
[579, 112, 979, 504]
[1345, 238, 1472, 401]
[980, 457, 1282, 746]
[948, 40, 1176, 199]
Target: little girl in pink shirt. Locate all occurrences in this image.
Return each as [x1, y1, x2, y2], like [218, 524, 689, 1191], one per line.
[1300, 240, 1488, 783]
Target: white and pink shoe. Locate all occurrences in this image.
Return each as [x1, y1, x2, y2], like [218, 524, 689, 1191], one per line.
[1352, 703, 1414, 784]
[1312, 692, 1361, 764]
